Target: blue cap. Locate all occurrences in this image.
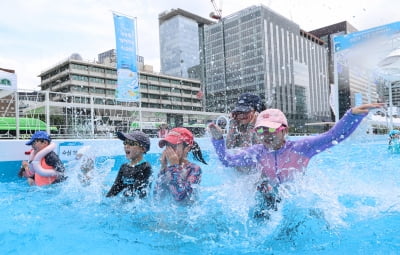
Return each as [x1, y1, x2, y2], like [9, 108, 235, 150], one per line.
[389, 130, 400, 136]
[25, 131, 51, 145]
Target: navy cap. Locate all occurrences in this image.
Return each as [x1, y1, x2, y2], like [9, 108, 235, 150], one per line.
[26, 131, 51, 145]
[232, 93, 265, 113]
[116, 131, 150, 153]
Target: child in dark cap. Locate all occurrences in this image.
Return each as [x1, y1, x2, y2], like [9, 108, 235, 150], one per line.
[106, 131, 152, 199]
[154, 127, 207, 204]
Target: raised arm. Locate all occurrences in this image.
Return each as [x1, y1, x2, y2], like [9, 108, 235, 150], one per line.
[351, 103, 385, 115]
[209, 123, 259, 168]
[295, 103, 384, 158]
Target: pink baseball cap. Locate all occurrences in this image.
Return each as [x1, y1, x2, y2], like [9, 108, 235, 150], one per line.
[255, 109, 288, 129]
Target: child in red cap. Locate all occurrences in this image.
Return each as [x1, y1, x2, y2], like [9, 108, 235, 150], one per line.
[154, 127, 207, 204]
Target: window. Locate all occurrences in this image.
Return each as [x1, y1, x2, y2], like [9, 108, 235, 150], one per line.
[148, 85, 159, 91]
[148, 76, 158, 81]
[171, 88, 181, 94]
[160, 87, 170, 92]
[149, 94, 160, 99]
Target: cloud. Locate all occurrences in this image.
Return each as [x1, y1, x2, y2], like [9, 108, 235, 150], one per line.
[1, 0, 400, 90]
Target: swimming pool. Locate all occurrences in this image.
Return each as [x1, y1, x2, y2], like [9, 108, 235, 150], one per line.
[1, 130, 399, 254]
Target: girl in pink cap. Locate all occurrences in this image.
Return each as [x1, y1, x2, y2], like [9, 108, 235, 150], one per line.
[209, 103, 384, 219]
[154, 127, 207, 204]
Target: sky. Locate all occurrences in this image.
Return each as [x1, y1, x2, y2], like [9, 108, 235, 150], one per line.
[1, 0, 400, 90]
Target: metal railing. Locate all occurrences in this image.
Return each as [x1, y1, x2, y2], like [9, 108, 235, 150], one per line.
[0, 90, 225, 139]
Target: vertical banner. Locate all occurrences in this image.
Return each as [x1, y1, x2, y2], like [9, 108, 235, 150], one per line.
[113, 13, 140, 102]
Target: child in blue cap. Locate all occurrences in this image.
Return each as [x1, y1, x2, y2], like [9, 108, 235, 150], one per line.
[19, 131, 66, 186]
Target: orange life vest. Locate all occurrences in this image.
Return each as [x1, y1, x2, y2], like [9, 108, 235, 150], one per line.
[34, 157, 57, 186]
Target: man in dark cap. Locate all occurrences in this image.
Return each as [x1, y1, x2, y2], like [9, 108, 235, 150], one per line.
[106, 131, 152, 199]
[226, 93, 266, 150]
[216, 93, 266, 173]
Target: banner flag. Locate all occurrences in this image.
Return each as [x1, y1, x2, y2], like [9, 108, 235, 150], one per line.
[113, 13, 140, 102]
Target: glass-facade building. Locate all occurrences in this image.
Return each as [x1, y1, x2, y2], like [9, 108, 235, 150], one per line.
[159, 9, 214, 79]
[203, 5, 331, 132]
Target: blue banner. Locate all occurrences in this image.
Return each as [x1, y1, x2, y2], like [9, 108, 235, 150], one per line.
[334, 21, 400, 53]
[113, 13, 140, 102]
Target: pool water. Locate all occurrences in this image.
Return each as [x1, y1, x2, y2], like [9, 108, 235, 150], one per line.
[1, 133, 400, 254]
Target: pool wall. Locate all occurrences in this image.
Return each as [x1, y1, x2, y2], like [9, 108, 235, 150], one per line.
[0, 138, 212, 182]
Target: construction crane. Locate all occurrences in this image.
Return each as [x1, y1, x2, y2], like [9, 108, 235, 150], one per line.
[210, 0, 222, 20]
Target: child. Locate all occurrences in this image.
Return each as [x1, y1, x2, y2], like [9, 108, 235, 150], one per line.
[209, 103, 384, 219]
[106, 131, 152, 199]
[19, 131, 66, 186]
[154, 127, 207, 204]
[388, 129, 400, 153]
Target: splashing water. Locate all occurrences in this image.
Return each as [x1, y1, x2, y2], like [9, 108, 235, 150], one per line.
[1, 133, 400, 254]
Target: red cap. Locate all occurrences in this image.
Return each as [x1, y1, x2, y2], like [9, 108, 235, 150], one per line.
[159, 128, 194, 147]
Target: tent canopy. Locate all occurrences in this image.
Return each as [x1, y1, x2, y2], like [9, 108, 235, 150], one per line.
[0, 117, 57, 131]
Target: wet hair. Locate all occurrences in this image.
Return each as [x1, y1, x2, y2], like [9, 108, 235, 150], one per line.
[187, 141, 207, 165]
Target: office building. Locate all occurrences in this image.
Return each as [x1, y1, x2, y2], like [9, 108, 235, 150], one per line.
[310, 21, 380, 118]
[203, 5, 331, 132]
[37, 51, 219, 135]
[159, 8, 214, 79]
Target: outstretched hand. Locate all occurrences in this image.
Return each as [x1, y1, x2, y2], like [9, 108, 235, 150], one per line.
[351, 103, 385, 115]
[208, 123, 224, 140]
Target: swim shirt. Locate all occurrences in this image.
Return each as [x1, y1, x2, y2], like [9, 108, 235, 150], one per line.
[154, 162, 201, 203]
[106, 162, 152, 198]
[212, 109, 366, 185]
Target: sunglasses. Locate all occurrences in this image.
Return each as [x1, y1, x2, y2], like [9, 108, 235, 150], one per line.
[123, 140, 141, 147]
[232, 111, 252, 117]
[256, 126, 286, 135]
